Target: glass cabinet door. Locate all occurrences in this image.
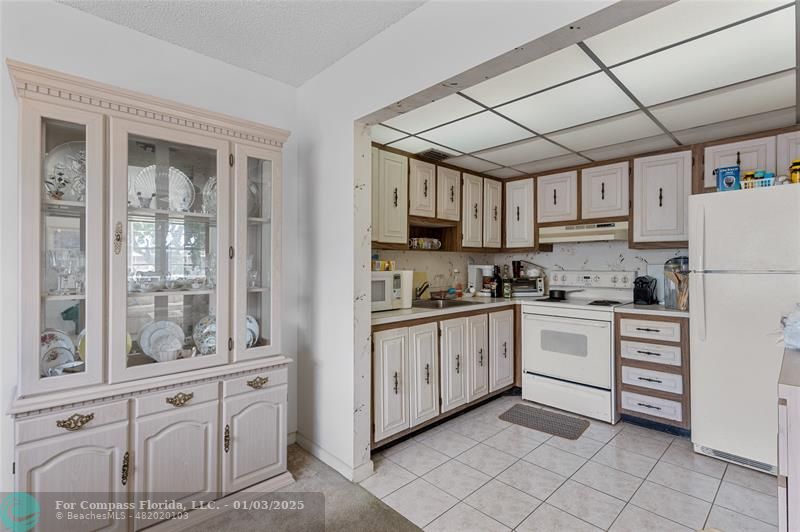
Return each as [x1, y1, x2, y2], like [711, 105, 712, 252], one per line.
[233, 144, 281, 361]
[109, 118, 230, 383]
[19, 101, 105, 395]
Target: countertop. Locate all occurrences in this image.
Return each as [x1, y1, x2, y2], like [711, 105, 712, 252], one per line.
[616, 303, 690, 318]
[371, 297, 523, 326]
[780, 348, 800, 389]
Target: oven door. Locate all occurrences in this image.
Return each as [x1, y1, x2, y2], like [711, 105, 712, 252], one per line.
[523, 312, 611, 389]
[371, 275, 392, 312]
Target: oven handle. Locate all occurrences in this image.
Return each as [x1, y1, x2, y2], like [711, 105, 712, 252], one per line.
[524, 314, 610, 328]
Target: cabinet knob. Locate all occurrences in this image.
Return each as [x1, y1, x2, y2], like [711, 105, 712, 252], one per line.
[56, 412, 94, 431]
[224, 424, 231, 453]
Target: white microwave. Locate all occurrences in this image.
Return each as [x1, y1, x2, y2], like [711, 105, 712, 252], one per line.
[372, 271, 413, 312]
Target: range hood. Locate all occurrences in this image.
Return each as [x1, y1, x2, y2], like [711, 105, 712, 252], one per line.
[539, 221, 629, 244]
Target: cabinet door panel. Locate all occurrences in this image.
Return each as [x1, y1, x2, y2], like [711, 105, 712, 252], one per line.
[373, 328, 410, 441]
[537, 171, 578, 223]
[467, 315, 489, 402]
[373, 149, 408, 243]
[437, 167, 461, 221]
[462, 173, 483, 247]
[409, 323, 439, 426]
[136, 403, 218, 528]
[704, 136, 776, 188]
[505, 178, 534, 248]
[581, 162, 629, 219]
[440, 318, 468, 413]
[409, 159, 436, 217]
[777, 131, 800, 177]
[633, 151, 691, 243]
[483, 179, 502, 248]
[16, 423, 129, 532]
[490, 310, 515, 392]
[223, 385, 287, 494]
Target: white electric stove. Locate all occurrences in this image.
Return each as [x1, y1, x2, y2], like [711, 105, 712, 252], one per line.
[521, 271, 636, 423]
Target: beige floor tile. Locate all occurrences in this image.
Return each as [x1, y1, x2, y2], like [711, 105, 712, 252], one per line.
[517, 503, 602, 532]
[422, 460, 491, 499]
[572, 461, 643, 501]
[629, 480, 711, 529]
[591, 444, 657, 478]
[495, 459, 566, 500]
[715, 481, 778, 526]
[359, 457, 417, 499]
[609, 504, 692, 532]
[582, 421, 625, 443]
[706, 505, 778, 532]
[450, 417, 505, 442]
[483, 428, 543, 458]
[383, 478, 458, 528]
[545, 435, 605, 459]
[659, 439, 727, 479]
[621, 423, 675, 443]
[420, 429, 479, 458]
[423, 502, 510, 532]
[724, 463, 778, 497]
[455, 443, 518, 476]
[607, 431, 670, 460]
[646, 460, 720, 502]
[523, 443, 587, 477]
[388, 441, 450, 476]
[381, 438, 416, 458]
[547, 479, 626, 529]
[464, 479, 541, 529]
[501, 423, 551, 444]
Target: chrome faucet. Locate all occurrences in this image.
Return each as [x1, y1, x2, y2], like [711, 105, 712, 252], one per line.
[415, 281, 430, 300]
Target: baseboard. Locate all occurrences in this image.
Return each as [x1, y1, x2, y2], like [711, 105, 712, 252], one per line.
[287, 431, 297, 445]
[295, 433, 373, 482]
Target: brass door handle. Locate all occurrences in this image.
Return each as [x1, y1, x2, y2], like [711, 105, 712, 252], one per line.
[247, 376, 269, 389]
[166, 392, 193, 407]
[224, 424, 231, 453]
[56, 412, 94, 431]
[121, 451, 130, 486]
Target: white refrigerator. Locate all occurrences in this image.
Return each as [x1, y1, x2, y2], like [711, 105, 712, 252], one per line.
[690, 185, 800, 473]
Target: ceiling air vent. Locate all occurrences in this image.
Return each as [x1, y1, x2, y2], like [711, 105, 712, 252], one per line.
[418, 149, 451, 162]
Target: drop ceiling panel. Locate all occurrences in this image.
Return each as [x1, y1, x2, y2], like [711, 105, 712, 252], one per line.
[420, 111, 533, 154]
[474, 137, 570, 167]
[513, 153, 591, 175]
[581, 134, 676, 162]
[461, 45, 599, 107]
[387, 137, 460, 156]
[496, 73, 638, 134]
[673, 107, 796, 145]
[548, 112, 664, 152]
[651, 71, 796, 132]
[382, 94, 483, 134]
[485, 167, 526, 179]
[441, 155, 501, 173]
[371, 124, 407, 145]
[585, 1, 787, 66]
[611, 9, 795, 106]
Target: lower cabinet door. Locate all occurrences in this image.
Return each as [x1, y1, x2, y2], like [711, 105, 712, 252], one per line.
[490, 310, 515, 391]
[440, 317, 468, 412]
[135, 402, 219, 529]
[15, 423, 130, 532]
[223, 384, 288, 494]
[467, 314, 489, 402]
[409, 323, 440, 426]
[373, 328, 411, 441]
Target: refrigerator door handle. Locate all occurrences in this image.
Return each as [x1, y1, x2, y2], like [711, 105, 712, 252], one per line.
[696, 273, 707, 341]
[692, 202, 705, 272]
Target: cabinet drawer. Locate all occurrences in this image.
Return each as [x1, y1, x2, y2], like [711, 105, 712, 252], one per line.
[621, 391, 682, 422]
[619, 318, 681, 342]
[620, 340, 682, 367]
[224, 366, 288, 397]
[136, 382, 219, 417]
[622, 366, 683, 395]
[16, 400, 129, 445]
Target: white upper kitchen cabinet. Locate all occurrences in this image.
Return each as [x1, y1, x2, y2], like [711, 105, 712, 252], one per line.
[462, 173, 484, 248]
[581, 162, 630, 219]
[408, 323, 440, 427]
[483, 178, 502, 248]
[505, 178, 535, 248]
[409, 159, 436, 217]
[489, 310, 514, 392]
[372, 148, 408, 244]
[437, 166, 461, 221]
[467, 314, 489, 402]
[373, 328, 410, 441]
[703, 136, 776, 189]
[537, 170, 578, 223]
[778, 131, 800, 177]
[633, 151, 692, 243]
[440, 317, 468, 413]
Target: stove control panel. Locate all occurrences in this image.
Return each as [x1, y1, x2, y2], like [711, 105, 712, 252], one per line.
[549, 271, 636, 289]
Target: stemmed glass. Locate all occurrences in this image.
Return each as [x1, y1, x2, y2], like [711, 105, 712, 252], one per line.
[47, 249, 74, 295]
[72, 253, 86, 295]
[246, 255, 259, 288]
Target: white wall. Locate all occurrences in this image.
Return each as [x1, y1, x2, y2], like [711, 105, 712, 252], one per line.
[295, 0, 615, 479]
[0, 0, 299, 491]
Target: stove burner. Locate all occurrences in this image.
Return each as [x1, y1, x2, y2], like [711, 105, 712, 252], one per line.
[588, 300, 621, 306]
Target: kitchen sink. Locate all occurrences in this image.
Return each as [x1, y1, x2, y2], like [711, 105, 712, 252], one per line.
[412, 299, 484, 309]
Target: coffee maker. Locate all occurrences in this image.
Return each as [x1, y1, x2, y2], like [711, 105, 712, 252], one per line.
[467, 264, 495, 297]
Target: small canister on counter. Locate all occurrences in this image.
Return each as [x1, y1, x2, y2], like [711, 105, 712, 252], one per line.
[791, 159, 800, 184]
[664, 257, 689, 311]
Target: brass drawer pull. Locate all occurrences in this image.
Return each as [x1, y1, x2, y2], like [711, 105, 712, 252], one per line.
[56, 412, 95, 431]
[166, 392, 194, 407]
[121, 451, 130, 486]
[224, 424, 231, 453]
[247, 376, 269, 389]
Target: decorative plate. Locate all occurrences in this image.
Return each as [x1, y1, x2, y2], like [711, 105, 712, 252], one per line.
[193, 315, 217, 355]
[128, 165, 195, 212]
[148, 329, 183, 362]
[201, 176, 217, 215]
[43, 141, 87, 202]
[40, 328, 76, 377]
[138, 321, 184, 358]
[245, 315, 260, 348]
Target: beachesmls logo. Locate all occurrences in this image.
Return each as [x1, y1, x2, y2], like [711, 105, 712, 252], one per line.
[0, 493, 40, 532]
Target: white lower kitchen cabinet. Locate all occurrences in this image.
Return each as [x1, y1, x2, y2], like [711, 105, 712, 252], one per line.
[373, 328, 411, 441]
[467, 315, 489, 402]
[222, 376, 288, 494]
[489, 310, 515, 392]
[440, 317, 469, 413]
[409, 323, 440, 426]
